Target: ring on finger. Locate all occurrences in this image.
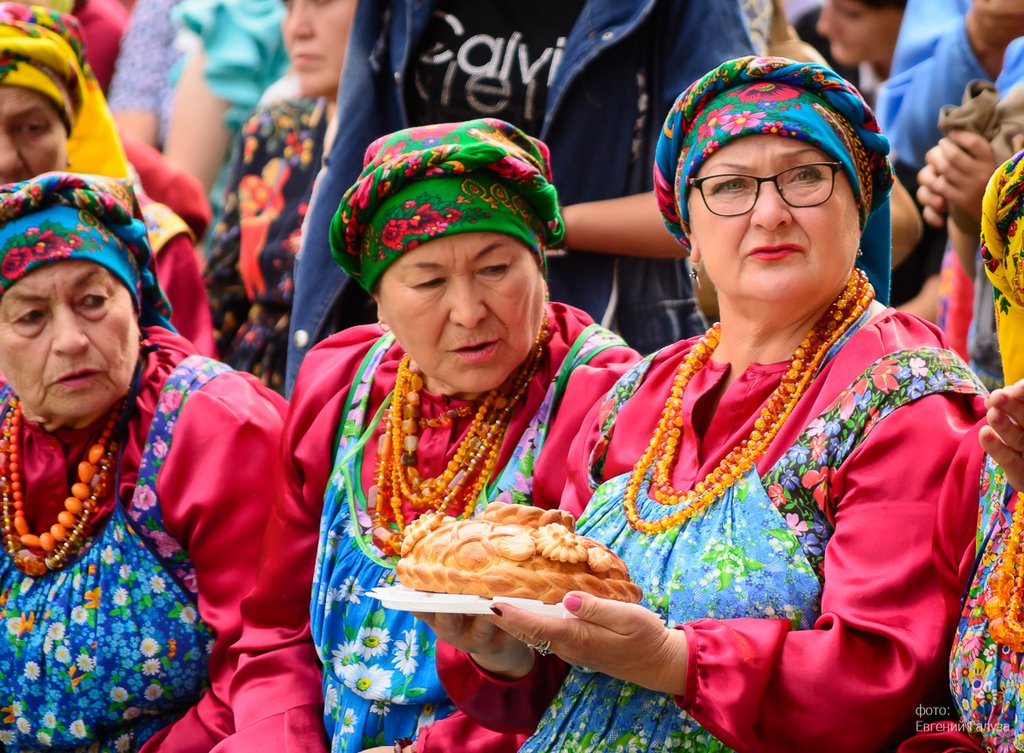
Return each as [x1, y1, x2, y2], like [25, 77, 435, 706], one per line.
[527, 639, 553, 656]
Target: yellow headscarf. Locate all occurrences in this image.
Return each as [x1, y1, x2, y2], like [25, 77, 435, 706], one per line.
[0, 3, 127, 178]
[981, 147, 1024, 384]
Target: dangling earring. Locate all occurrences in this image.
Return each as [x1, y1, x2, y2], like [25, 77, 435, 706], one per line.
[688, 260, 701, 282]
[856, 248, 864, 258]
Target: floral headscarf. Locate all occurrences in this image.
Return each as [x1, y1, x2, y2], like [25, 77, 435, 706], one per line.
[654, 56, 895, 303]
[982, 147, 1024, 384]
[330, 118, 564, 292]
[0, 3, 128, 178]
[0, 172, 172, 330]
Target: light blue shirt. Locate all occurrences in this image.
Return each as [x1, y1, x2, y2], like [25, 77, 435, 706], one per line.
[876, 0, 1024, 167]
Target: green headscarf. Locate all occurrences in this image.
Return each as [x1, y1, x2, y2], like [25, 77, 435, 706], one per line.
[331, 118, 564, 292]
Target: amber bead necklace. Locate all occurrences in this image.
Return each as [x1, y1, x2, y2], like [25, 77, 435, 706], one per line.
[371, 317, 551, 556]
[985, 490, 1024, 651]
[0, 397, 124, 576]
[622, 268, 875, 534]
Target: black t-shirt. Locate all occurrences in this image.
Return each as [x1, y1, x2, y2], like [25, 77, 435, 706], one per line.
[407, 0, 585, 136]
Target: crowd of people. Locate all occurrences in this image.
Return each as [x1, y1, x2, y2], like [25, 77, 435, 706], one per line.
[2, 0, 1024, 752]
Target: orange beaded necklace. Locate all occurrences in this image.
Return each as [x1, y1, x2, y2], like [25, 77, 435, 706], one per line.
[985, 490, 1024, 651]
[371, 318, 551, 556]
[622, 268, 875, 534]
[0, 397, 124, 576]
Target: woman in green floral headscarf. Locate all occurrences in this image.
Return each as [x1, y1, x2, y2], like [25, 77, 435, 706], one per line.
[216, 118, 638, 753]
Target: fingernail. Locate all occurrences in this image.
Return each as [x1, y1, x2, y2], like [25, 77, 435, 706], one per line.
[563, 594, 582, 612]
[490, 606, 503, 617]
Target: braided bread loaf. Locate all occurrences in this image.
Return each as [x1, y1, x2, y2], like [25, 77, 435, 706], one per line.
[396, 501, 642, 604]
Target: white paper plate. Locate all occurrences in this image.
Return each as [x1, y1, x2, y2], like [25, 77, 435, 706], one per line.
[366, 585, 574, 618]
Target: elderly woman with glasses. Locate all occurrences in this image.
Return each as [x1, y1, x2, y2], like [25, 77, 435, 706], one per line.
[423, 56, 989, 752]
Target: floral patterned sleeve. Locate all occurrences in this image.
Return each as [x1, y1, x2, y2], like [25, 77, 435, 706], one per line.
[139, 371, 289, 752]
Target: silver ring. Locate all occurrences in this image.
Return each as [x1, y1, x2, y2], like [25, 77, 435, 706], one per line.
[527, 639, 553, 656]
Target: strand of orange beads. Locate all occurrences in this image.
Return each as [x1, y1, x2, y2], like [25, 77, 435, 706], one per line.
[0, 397, 124, 576]
[985, 490, 1024, 651]
[417, 404, 475, 431]
[621, 268, 875, 534]
[371, 317, 551, 556]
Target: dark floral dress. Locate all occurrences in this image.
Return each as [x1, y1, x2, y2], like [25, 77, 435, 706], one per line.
[205, 97, 327, 393]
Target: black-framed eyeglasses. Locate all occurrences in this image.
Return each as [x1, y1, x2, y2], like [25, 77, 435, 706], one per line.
[687, 162, 843, 217]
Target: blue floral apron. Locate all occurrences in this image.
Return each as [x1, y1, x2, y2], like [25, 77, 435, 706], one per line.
[950, 457, 1024, 751]
[521, 327, 983, 752]
[310, 325, 624, 752]
[0, 355, 229, 752]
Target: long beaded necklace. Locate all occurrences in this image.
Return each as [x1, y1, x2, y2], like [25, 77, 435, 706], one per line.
[371, 318, 551, 556]
[985, 491, 1024, 651]
[622, 268, 875, 534]
[0, 397, 125, 576]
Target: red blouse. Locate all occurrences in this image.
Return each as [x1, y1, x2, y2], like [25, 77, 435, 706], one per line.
[215, 302, 639, 752]
[438, 310, 988, 753]
[10, 326, 287, 753]
[154, 233, 217, 358]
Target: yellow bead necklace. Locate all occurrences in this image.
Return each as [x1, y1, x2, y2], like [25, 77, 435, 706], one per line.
[985, 490, 1024, 651]
[622, 269, 874, 534]
[372, 317, 551, 556]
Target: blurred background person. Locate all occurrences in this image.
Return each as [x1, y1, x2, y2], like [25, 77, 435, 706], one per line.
[161, 0, 290, 208]
[203, 0, 356, 393]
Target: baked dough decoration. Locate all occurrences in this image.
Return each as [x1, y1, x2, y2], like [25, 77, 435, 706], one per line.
[396, 501, 642, 604]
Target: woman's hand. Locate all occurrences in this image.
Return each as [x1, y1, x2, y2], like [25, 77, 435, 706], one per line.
[981, 379, 1024, 491]
[487, 592, 688, 696]
[413, 611, 535, 680]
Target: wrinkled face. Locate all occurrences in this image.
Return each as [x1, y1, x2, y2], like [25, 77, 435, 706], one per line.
[0, 86, 68, 184]
[282, 0, 357, 101]
[374, 232, 547, 400]
[686, 134, 862, 317]
[0, 261, 139, 431]
[816, 0, 904, 70]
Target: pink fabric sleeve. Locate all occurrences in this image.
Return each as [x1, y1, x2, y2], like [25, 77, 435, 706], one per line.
[678, 392, 983, 753]
[155, 234, 217, 358]
[415, 709, 530, 753]
[139, 372, 288, 753]
[559, 396, 608, 519]
[206, 414, 331, 752]
[895, 725, 985, 753]
[434, 640, 569, 735]
[209, 334, 380, 753]
[529, 344, 638, 511]
[75, 0, 128, 92]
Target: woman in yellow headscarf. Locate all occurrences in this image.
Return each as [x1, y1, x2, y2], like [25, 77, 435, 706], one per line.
[0, 2, 215, 356]
[981, 146, 1024, 385]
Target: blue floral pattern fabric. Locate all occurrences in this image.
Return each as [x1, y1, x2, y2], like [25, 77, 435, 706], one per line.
[0, 356, 229, 751]
[310, 325, 623, 752]
[521, 342, 982, 752]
